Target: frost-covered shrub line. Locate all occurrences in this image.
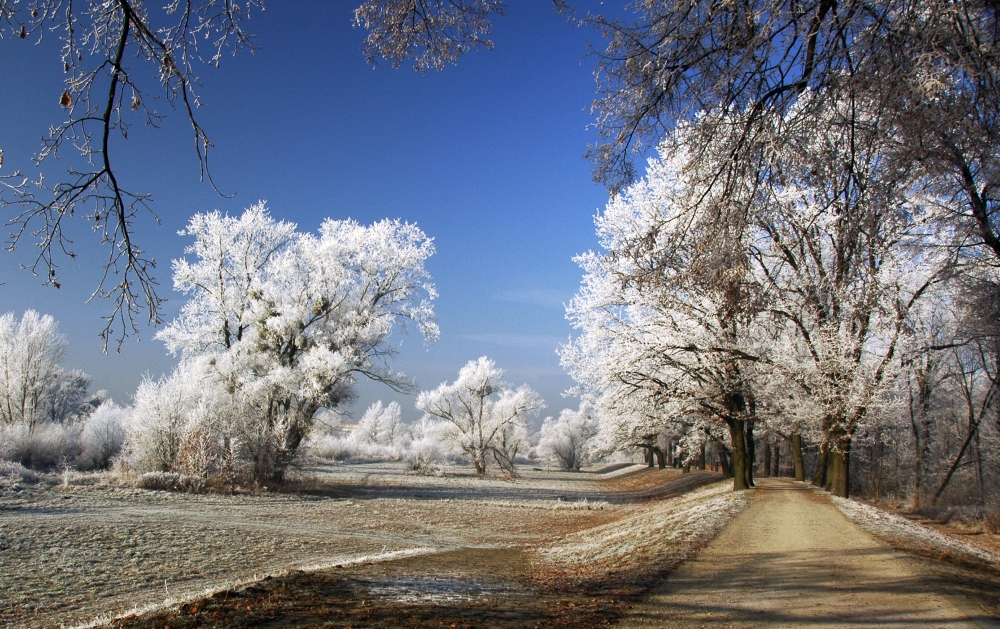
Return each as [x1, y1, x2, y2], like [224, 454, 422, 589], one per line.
[0, 421, 79, 469]
[830, 496, 1000, 567]
[1, 403, 129, 472]
[136, 472, 206, 493]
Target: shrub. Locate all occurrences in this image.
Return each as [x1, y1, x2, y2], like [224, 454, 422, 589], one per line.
[0, 421, 80, 470]
[405, 417, 449, 473]
[120, 372, 193, 474]
[0, 460, 40, 484]
[136, 471, 205, 492]
[77, 402, 128, 470]
[304, 401, 411, 463]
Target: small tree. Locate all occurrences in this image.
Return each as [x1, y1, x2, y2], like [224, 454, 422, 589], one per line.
[355, 401, 404, 446]
[417, 357, 543, 475]
[0, 310, 67, 428]
[536, 402, 598, 471]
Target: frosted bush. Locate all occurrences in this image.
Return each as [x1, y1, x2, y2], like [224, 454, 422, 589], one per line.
[121, 368, 201, 474]
[137, 471, 205, 492]
[0, 421, 80, 470]
[77, 401, 128, 470]
[536, 403, 598, 471]
[0, 460, 39, 483]
[405, 416, 450, 472]
[305, 432, 354, 461]
[305, 401, 411, 462]
[304, 431, 407, 463]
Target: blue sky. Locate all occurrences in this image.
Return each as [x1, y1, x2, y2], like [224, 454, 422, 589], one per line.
[0, 3, 622, 424]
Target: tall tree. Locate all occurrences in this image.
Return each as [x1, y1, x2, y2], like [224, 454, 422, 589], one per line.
[561, 134, 763, 490]
[746, 92, 948, 496]
[154, 203, 438, 482]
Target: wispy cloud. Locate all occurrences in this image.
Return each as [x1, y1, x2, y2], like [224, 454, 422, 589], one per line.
[493, 288, 569, 309]
[461, 333, 565, 350]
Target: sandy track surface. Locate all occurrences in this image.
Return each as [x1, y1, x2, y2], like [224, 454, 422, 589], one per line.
[618, 478, 981, 628]
[0, 464, 716, 629]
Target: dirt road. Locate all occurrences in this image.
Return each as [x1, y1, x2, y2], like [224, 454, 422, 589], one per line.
[619, 478, 985, 628]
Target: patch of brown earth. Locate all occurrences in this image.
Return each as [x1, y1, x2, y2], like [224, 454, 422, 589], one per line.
[103, 548, 630, 629]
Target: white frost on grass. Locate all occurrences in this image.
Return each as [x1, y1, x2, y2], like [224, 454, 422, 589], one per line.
[831, 496, 1000, 567]
[538, 481, 750, 575]
[476, 497, 611, 511]
[66, 546, 440, 629]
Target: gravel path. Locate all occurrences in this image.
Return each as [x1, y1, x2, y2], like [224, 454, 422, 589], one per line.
[618, 478, 982, 628]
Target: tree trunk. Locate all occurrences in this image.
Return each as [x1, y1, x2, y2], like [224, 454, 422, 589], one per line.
[791, 433, 805, 482]
[813, 442, 829, 487]
[772, 437, 781, 477]
[654, 447, 666, 469]
[825, 441, 851, 498]
[642, 445, 654, 468]
[762, 438, 772, 477]
[698, 442, 706, 470]
[743, 419, 755, 488]
[718, 443, 733, 479]
[727, 418, 750, 490]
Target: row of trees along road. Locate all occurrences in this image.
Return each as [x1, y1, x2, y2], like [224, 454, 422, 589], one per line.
[2, 1, 999, 500]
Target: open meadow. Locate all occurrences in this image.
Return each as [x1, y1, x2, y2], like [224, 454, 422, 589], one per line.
[1, 463, 740, 628]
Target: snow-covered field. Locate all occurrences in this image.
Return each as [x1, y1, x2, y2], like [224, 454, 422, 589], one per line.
[0, 462, 727, 629]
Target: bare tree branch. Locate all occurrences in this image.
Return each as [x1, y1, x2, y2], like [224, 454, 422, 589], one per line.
[0, 0, 261, 350]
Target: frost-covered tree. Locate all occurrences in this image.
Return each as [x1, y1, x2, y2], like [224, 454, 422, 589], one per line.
[417, 357, 543, 475]
[355, 400, 404, 447]
[561, 133, 765, 490]
[41, 369, 106, 424]
[536, 401, 598, 471]
[0, 310, 107, 469]
[132, 204, 438, 484]
[744, 93, 950, 496]
[0, 310, 67, 428]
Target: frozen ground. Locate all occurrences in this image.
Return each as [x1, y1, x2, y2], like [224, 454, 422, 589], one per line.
[0, 461, 722, 629]
[832, 495, 1000, 568]
[831, 492, 1000, 624]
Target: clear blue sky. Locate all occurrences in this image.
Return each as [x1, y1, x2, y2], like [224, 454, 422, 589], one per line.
[0, 2, 622, 424]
